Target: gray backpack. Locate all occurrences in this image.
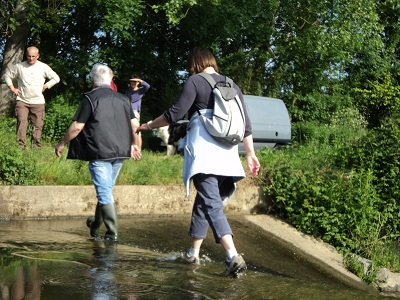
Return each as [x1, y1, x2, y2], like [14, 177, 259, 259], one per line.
[197, 72, 246, 146]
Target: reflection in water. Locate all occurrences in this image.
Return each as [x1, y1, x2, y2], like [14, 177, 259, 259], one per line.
[89, 240, 127, 299]
[0, 251, 41, 300]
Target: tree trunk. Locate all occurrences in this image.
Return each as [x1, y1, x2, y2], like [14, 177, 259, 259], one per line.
[0, 1, 30, 116]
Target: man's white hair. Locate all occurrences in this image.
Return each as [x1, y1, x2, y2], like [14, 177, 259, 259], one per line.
[90, 64, 113, 87]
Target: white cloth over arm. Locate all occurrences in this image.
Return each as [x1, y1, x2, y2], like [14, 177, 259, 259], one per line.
[183, 109, 245, 202]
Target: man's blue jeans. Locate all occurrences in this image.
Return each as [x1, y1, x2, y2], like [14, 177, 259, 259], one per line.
[88, 159, 123, 205]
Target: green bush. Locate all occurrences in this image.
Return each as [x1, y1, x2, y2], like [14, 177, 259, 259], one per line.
[335, 115, 400, 241]
[43, 94, 78, 143]
[290, 92, 353, 123]
[353, 72, 400, 127]
[0, 146, 41, 185]
[0, 119, 41, 185]
[258, 113, 400, 275]
[292, 107, 367, 146]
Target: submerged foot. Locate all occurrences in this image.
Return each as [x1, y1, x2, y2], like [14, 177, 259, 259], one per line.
[86, 216, 95, 228]
[224, 254, 247, 278]
[185, 253, 200, 265]
[184, 248, 200, 265]
[177, 249, 200, 265]
[86, 216, 101, 238]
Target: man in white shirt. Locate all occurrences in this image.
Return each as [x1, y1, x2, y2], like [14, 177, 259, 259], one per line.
[4, 46, 60, 149]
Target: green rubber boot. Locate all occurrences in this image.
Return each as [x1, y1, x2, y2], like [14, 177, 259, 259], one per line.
[86, 203, 103, 238]
[101, 203, 118, 242]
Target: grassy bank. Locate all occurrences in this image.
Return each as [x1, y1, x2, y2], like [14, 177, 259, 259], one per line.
[1, 144, 185, 186]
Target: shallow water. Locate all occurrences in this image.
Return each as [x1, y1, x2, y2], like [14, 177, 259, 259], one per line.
[0, 216, 396, 299]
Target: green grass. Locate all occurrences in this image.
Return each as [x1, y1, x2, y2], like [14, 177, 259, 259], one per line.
[18, 144, 186, 186]
[0, 113, 249, 186]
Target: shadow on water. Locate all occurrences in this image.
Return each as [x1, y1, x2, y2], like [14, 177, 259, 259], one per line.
[0, 216, 397, 299]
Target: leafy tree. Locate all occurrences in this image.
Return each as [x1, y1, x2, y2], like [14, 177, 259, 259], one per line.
[353, 73, 400, 126]
[174, 0, 278, 96]
[349, 0, 400, 126]
[267, 0, 389, 124]
[1, 0, 400, 128]
[0, 0, 208, 114]
[0, 0, 31, 114]
[377, 0, 400, 77]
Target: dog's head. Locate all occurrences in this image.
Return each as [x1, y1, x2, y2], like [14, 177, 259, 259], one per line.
[168, 122, 188, 144]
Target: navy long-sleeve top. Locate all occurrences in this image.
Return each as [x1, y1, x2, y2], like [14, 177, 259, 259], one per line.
[125, 80, 150, 112]
[163, 73, 252, 138]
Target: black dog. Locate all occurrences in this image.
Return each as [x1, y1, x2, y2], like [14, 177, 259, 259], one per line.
[168, 122, 188, 145]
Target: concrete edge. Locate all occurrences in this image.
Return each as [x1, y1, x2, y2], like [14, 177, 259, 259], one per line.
[0, 184, 265, 219]
[245, 215, 379, 294]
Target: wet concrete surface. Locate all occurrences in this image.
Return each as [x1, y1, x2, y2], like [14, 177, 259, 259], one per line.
[0, 215, 395, 299]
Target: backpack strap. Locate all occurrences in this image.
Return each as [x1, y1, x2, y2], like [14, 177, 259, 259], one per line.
[199, 72, 216, 88]
[225, 76, 234, 88]
[197, 72, 236, 115]
[199, 72, 234, 89]
[197, 72, 216, 116]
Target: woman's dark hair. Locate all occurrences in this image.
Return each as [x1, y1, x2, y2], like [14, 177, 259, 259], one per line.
[187, 47, 219, 75]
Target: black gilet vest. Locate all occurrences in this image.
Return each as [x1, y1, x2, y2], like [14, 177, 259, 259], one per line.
[67, 87, 132, 161]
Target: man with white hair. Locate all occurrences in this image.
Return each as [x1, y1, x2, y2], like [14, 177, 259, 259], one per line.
[55, 63, 141, 241]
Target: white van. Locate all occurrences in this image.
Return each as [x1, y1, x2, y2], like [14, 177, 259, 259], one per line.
[238, 95, 291, 154]
[149, 95, 291, 155]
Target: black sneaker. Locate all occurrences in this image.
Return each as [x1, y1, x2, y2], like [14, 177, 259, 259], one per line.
[224, 254, 247, 277]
